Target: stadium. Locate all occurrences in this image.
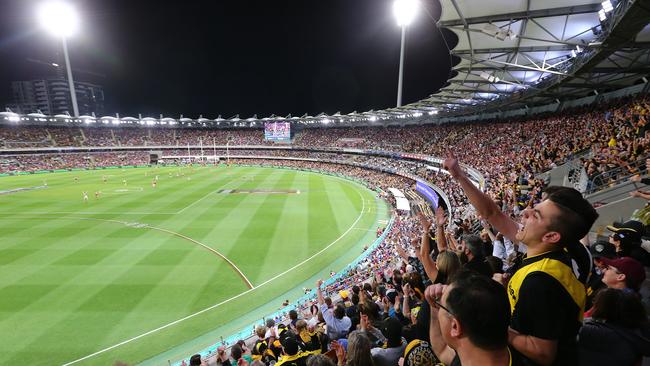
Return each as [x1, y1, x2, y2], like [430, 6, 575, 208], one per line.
[1, 1, 650, 366]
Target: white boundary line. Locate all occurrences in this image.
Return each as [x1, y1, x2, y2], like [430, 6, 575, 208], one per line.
[61, 189, 368, 366]
[175, 189, 220, 214]
[2, 211, 177, 216]
[2, 215, 254, 289]
[149, 226, 254, 289]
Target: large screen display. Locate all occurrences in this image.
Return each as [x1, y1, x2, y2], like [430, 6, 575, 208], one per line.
[264, 122, 291, 141]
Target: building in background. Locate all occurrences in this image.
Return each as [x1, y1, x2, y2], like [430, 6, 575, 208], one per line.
[7, 79, 104, 116]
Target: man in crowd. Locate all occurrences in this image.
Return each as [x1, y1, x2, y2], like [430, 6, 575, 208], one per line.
[444, 153, 598, 366]
[316, 279, 351, 340]
[425, 271, 521, 366]
[459, 235, 493, 277]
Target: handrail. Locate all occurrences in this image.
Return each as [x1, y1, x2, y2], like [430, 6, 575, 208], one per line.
[585, 156, 647, 195]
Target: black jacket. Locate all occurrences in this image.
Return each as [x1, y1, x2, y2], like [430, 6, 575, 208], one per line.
[578, 319, 650, 366]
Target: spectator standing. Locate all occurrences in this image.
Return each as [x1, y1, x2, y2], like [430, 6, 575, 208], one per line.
[444, 154, 598, 366]
[316, 279, 351, 340]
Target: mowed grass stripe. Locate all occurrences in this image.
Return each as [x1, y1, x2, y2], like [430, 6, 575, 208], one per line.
[0, 220, 177, 346]
[0, 217, 135, 286]
[218, 169, 296, 284]
[259, 170, 311, 274]
[90, 239, 249, 356]
[307, 174, 339, 253]
[327, 178, 363, 233]
[0, 166, 390, 366]
[236, 170, 299, 284]
[3, 220, 243, 365]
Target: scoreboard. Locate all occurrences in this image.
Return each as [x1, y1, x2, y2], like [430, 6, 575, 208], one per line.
[264, 122, 291, 142]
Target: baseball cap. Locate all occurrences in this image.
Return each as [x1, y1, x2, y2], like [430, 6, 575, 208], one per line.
[607, 220, 644, 242]
[600, 257, 646, 291]
[385, 289, 398, 304]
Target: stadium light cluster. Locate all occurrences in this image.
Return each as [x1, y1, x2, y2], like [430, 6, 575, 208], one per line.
[599, 0, 615, 21]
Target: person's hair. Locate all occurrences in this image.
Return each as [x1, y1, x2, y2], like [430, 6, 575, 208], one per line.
[324, 297, 333, 308]
[403, 271, 425, 294]
[591, 288, 648, 328]
[230, 344, 243, 360]
[545, 187, 598, 244]
[363, 283, 373, 293]
[265, 318, 275, 328]
[436, 251, 462, 283]
[289, 309, 298, 321]
[358, 300, 380, 320]
[485, 256, 504, 274]
[351, 293, 360, 306]
[255, 325, 267, 338]
[333, 304, 346, 319]
[346, 331, 375, 366]
[445, 271, 510, 350]
[352, 285, 361, 295]
[307, 354, 336, 366]
[281, 334, 300, 356]
[382, 317, 403, 348]
[189, 354, 202, 366]
[296, 319, 308, 332]
[462, 235, 483, 257]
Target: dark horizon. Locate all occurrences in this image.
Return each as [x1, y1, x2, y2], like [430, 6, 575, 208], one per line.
[0, 0, 450, 118]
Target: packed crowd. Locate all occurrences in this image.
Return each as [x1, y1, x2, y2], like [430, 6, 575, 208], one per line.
[1, 96, 649, 366]
[0, 152, 147, 173]
[183, 153, 650, 366]
[2, 95, 647, 202]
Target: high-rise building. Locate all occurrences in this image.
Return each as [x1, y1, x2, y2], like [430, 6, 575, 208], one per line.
[8, 79, 104, 116]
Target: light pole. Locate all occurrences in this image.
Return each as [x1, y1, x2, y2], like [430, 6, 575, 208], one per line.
[393, 0, 418, 107]
[38, 1, 80, 117]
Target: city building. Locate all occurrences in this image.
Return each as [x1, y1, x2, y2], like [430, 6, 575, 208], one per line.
[7, 79, 104, 116]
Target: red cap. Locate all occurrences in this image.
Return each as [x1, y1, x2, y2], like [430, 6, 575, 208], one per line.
[601, 257, 646, 291]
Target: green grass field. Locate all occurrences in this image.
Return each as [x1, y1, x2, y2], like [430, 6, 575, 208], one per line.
[0, 165, 389, 366]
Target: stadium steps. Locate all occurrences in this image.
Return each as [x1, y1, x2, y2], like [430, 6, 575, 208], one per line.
[78, 128, 87, 146]
[110, 129, 119, 146]
[587, 179, 647, 230]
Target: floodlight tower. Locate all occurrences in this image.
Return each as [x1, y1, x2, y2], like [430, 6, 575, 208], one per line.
[393, 0, 418, 107]
[37, 1, 80, 117]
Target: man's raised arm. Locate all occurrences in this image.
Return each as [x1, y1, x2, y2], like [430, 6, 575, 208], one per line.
[443, 153, 519, 242]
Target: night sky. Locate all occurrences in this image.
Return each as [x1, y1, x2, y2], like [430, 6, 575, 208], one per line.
[0, 0, 450, 118]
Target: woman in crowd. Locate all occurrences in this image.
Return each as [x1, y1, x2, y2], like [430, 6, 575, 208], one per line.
[578, 288, 650, 366]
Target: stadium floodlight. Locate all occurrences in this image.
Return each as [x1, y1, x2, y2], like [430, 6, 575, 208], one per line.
[38, 1, 79, 37]
[393, 0, 418, 107]
[602, 0, 614, 12]
[598, 9, 607, 21]
[393, 0, 418, 27]
[37, 1, 80, 118]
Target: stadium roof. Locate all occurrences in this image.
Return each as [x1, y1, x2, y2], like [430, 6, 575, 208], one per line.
[409, 0, 650, 116]
[3, 0, 649, 128]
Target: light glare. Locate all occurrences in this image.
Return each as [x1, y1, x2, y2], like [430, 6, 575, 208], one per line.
[393, 0, 418, 27]
[602, 0, 613, 12]
[38, 1, 79, 38]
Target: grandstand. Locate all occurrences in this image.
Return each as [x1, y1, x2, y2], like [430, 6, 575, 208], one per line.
[1, 1, 649, 366]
